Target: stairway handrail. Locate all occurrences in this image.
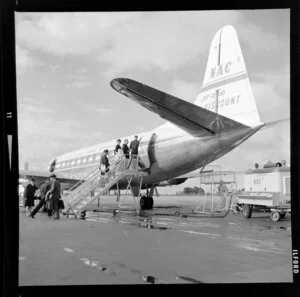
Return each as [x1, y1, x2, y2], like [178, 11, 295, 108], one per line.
[67, 154, 124, 193]
[66, 156, 127, 205]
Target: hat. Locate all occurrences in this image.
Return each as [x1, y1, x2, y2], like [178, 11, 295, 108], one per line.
[30, 178, 35, 181]
[49, 173, 56, 178]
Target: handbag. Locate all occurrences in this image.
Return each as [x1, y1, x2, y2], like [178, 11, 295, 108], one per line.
[45, 193, 53, 202]
[58, 199, 65, 210]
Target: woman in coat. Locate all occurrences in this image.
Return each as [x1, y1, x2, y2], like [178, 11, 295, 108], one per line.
[24, 178, 38, 216]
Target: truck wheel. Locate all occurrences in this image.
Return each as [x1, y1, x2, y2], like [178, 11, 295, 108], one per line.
[271, 211, 281, 222]
[242, 204, 252, 218]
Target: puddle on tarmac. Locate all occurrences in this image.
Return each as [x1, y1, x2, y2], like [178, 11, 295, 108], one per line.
[257, 225, 291, 231]
[135, 218, 171, 230]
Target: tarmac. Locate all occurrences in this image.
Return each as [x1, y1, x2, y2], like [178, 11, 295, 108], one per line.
[19, 195, 293, 285]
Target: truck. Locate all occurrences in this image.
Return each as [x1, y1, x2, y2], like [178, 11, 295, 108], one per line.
[237, 162, 290, 222]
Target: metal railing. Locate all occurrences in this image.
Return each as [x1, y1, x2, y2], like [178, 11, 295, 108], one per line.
[66, 154, 140, 208]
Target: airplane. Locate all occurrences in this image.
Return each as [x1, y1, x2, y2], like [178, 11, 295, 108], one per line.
[19, 25, 288, 210]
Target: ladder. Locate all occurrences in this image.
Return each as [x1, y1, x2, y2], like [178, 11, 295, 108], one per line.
[64, 155, 141, 218]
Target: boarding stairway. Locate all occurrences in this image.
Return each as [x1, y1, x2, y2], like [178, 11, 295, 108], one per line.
[64, 155, 144, 218]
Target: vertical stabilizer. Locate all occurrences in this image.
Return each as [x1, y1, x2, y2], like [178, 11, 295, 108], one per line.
[195, 25, 262, 128]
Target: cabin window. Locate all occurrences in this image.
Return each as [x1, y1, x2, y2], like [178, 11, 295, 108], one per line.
[88, 156, 93, 162]
[61, 162, 65, 168]
[95, 154, 100, 160]
[82, 157, 87, 163]
[56, 163, 60, 168]
[71, 160, 75, 166]
[77, 159, 81, 165]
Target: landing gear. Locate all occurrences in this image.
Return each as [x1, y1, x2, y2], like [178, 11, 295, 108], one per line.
[140, 196, 154, 210]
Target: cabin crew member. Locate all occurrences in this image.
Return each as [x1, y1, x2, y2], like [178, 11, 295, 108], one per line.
[114, 139, 122, 155]
[122, 139, 130, 159]
[47, 173, 61, 220]
[130, 135, 140, 158]
[100, 149, 110, 174]
[24, 178, 38, 216]
[30, 178, 51, 218]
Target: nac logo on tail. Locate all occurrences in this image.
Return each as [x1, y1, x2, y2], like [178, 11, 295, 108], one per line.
[210, 61, 232, 80]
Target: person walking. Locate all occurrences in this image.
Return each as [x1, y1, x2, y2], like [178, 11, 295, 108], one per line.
[46, 173, 61, 220]
[30, 178, 51, 218]
[100, 149, 110, 174]
[24, 178, 38, 216]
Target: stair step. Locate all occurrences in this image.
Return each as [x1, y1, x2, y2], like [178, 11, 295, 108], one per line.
[65, 157, 144, 216]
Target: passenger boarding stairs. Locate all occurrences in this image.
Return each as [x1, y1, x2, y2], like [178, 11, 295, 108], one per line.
[64, 155, 142, 218]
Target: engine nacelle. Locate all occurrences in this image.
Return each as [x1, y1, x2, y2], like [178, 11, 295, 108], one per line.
[158, 178, 188, 187]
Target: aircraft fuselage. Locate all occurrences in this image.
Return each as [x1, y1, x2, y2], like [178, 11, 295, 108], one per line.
[55, 124, 262, 188]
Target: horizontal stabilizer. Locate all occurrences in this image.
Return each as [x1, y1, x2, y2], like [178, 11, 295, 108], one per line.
[111, 78, 247, 137]
[260, 118, 289, 130]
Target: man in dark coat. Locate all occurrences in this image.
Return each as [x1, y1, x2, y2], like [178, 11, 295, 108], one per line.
[130, 135, 140, 157]
[30, 178, 51, 218]
[47, 173, 61, 220]
[122, 139, 130, 159]
[100, 149, 110, 174]
[24, 178, 38, 216]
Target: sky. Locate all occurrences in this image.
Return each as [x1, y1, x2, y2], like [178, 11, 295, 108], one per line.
[15, 9, 290, 189]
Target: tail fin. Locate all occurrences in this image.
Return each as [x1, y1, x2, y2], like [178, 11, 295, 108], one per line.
[195, 25, 262, 128]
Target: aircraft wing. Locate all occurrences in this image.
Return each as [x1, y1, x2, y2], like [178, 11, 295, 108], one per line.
[19, 170, 80, 186]
[111, 78, 247, 137]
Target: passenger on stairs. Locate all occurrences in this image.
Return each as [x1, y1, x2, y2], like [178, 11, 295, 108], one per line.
[122, 139, 130, 159]
[114, 139, 122, 155]
[130, 135, 140, 158]
[100, 149, 110, 175]
[129, 135, 141, 170]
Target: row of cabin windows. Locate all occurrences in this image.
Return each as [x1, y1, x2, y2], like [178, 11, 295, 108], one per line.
[55, 146, 143, 170]
[56, 153, 102, 169]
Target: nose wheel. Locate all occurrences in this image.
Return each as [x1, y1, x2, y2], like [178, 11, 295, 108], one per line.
[140, 196, 154, 210]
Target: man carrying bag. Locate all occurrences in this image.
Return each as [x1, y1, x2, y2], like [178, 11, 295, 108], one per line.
[46, 173, 61, 220]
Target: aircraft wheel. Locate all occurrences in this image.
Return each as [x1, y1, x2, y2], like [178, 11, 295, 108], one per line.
[147, 197, 154, 209]
[271, 211, 281, 222]
[140, 196, 147, 209]
[80, 211, 86, 220]
[242, 204, 252, 218]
